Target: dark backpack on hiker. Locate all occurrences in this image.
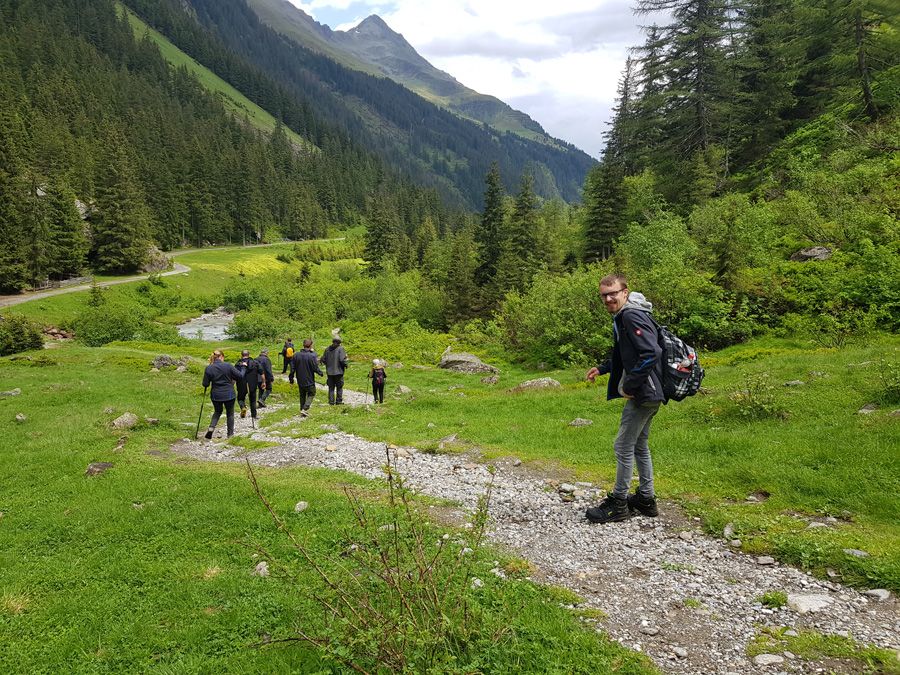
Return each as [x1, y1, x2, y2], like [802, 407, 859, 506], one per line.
[373, 368, 385, 386]
[651, 320, 704, 402]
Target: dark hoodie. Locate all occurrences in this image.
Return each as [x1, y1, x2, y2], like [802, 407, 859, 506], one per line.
[596, 292, 665, 405]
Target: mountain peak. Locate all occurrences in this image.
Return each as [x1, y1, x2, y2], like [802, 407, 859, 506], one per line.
[352, 14, 398, 38]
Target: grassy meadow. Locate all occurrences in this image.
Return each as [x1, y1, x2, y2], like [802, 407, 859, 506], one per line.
[2, 244, 898, 671]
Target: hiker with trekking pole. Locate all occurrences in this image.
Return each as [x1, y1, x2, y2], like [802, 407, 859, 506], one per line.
[235, 349, 263, 426]
[199, 349, 243, 440]
[368, 358, 387, 404]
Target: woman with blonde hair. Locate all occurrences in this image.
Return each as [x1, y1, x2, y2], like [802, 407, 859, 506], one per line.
[201, 350, 243, 439]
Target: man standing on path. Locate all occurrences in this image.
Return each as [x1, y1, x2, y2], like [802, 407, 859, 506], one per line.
[281, 338, 294, 374]
[235, 349, 263, 421]
[256, 348, 274, 407]
[585, 273, 665, 524]
[292, 338, 323, 416]
[320, 334, 349, 405]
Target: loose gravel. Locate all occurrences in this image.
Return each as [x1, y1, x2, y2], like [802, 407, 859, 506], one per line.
[172, 397, 900, 674]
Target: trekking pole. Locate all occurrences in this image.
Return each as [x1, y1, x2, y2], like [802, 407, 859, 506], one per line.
[194, 386, 208, 440]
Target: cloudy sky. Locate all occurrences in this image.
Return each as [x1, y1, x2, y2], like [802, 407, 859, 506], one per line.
[285, 0, 654, 158]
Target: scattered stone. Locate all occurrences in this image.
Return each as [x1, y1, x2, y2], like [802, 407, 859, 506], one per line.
[254, 561, 269, 577]
[320, 424, 339, 432]
[511, 377, 561, 393]
[756, 556, 776, 566]
[325, 444, 337, 452]
[145, 417, 159, 425]
[85, 462, 114, 477]
[394, 448, 411, 459]
[753, 654, 784, 666]
[441, 434, 458, 443]
[787, 593, 833, 614]
[857, 403, 878, 415]
[790, 246, 832, 262]
[730, 539, 742, 548]
[481, 375, 499, 385]
[395, 385, 412, 395]
[132, 502, 144, 510]
[0, 388, 21, 397]
[843, 548, 869, 558]
[470, 577, 484, 589]
[640, 626, 660, 636]
[558, 483, 577, 494]
[745, 495, 758, 502]
[568, 418, 593, 427]
[679, 531, 693, 541]
[114, 437, 127, 451]
[806, 522, 829, 530]
[426, 422, 436, 428]
[863, 589, 891, 602]
[175, 365, 187, 373]
[103, 407, 115, 414]
[672, 646, 688, 658]
[783, 629, 799, 637]
[783, 380, 805, 387]
[835, 630, 850, 638]
[512, 458, 522, 467]
[112, 412, 139, 430]
[438, 349, 499, 374]
[723, 522, 735, 538]
[294, 501, 309, 513]
[15, 413, 26, 423]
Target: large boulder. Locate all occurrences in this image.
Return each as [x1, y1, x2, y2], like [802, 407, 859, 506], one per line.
[438, 350, 498, 374]
[510, 377, 561, 393]
[141, 245, 172, 274]
[790, 246, 832, 262]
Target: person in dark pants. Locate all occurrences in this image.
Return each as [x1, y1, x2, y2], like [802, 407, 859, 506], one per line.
[256, 348, 274, 407]
[320, 336, 349, 405]
[585, 273, 665, 524]
[235, 350, 263, 420]
[202, 349, 243, 439]
[291, 338, 323, 416]
[368, 359, 387, 403]
[280, 338, 295, 374]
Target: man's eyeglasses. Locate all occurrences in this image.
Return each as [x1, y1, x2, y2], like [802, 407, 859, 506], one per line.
[600, 288, 626, 300]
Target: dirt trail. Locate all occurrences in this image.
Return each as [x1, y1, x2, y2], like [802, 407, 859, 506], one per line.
[171, 394, 900, 674]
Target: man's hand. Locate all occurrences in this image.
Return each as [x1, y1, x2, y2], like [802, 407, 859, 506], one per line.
[585, 367, 600, 383]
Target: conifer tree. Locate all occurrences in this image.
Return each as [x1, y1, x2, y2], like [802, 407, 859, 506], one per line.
[475, 163, 505, 286]
[364, 191, 397, 276]
[496, 172, 539, 293]
[45, 180, 87, 280]
[91, 127, 152, 273]
[0, 101, 31, 292]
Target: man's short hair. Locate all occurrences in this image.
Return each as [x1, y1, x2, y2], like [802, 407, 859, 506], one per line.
[599, 273, 628, 289]
[303, 338, 313, 348]
[241, 349, 250, 356]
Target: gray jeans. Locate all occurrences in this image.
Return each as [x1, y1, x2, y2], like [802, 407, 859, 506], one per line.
[612, 399, 661, 499]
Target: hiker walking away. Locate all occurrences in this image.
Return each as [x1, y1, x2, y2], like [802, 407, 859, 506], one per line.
[368, 359, 387, 404]
[256, 348, 274, 407]
[235, 349, 263, 420]
[585, 273, 664, 524]
[280, 338, 295, 374]
[320, 335, 349, 405]
[292, 338, 323, 416]
[202, 350, 243, 439]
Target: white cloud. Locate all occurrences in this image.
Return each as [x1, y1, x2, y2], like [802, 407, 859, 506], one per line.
[287, 0, 653, 158]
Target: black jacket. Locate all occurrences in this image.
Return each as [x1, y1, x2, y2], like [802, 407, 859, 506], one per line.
[292, 349, 323, 387]
[235, 357, 262, 386]
[202, 361, 243, 402]
[257, 354, 274, 386]
[597, 305, 664, 405]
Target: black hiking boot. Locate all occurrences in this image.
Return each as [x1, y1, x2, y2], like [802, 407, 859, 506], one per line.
[586, 495, 630, 524]
[204, 429, 213, 440]
[627, 491, 659, 517]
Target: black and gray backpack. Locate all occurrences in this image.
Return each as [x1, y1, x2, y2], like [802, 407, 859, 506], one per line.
[652, 320, 704, 401]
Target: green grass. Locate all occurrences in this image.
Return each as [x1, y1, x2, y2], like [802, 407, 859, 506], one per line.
[120, 4, 314, 152]
[749, 627, 899, 672]
[0, 342, 651, 672]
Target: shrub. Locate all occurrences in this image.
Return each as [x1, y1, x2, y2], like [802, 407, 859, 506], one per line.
[725, 373, 788, 421]
[75, 302, 148, 346]
[0, 314, 44, 356]
[756, 591, 788, 608]
[227, 309, 303, 342]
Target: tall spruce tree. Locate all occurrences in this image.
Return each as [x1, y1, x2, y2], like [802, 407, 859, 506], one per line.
[90, 127, 152, 273]
[475, 162, 505, 286]
[45, 179, 87, 280]
[496, 172, 539, 293]
[0, 100, 32, 292]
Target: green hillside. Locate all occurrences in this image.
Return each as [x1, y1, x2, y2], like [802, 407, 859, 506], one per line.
[121, 5, 312, 151]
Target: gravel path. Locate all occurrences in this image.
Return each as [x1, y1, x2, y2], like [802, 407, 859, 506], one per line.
[172, 398, 900, 674]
